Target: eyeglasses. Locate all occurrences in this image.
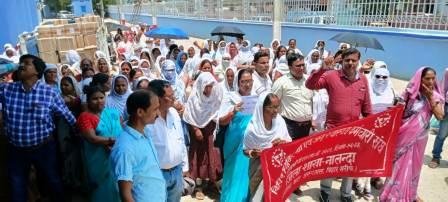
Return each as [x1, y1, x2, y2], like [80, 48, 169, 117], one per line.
[363, 71, 370, 74]
[375, 75, 388, 79]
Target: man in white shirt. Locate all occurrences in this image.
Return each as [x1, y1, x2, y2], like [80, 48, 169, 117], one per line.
[252, 52, 272, 95]
[272, 53, 313, 140]
[146, 79, 189, 202]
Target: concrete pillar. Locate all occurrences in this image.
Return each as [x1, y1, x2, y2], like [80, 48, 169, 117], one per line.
[152, 0, 157, 25]
[273, 0, 282, 42]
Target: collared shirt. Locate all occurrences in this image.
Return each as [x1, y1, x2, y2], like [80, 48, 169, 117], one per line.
[145, 108, 188, 171]
[305, 69, 372, 128]
[111, 125, 166, 202]
[252, 71, 272, 95]
[272, 73, 313, 122]
[0, 81, 76, 147]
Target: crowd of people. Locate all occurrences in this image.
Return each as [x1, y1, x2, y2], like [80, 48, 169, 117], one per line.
[0, 24, 446, 202]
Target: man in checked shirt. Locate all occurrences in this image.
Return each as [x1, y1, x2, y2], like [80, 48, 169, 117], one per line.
[0, 54, 76, 202]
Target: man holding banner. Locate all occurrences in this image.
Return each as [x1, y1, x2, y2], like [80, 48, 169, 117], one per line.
[306, 48, 372, 202]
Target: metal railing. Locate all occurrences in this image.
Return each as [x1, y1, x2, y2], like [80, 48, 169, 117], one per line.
[107, 0, 448, 31]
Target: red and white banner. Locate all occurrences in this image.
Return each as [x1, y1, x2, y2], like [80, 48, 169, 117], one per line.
[260, 105, 404, 202]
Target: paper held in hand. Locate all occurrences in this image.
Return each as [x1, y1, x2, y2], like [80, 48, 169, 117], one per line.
[240, 95, 258, 115]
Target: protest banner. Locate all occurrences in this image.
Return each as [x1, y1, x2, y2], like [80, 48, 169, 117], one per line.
[260, 105, 404, 202]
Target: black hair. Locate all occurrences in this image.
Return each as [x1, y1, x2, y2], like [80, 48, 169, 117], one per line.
[341, 48, 361, 60]
[126, 90, 156, 117]
[421, 67, 436, 78]
[152, 47, 161, 55]
[83, 84, 105, 102]
[288, 38, 296, 43]
[140, 51, 151, 60]
[19, 54, 46, 78]
[253, 51, 270, 63]
[263, 93, 279, 108]
[80, 58, 94, 69]
[147, 79, 171, 97]
[275, 45, 287, 59]
[92, 73, 109, 86]
[334, 50, 344, 58]
[169, 44, 178, 52]
[237, 68, 253, 84]
[60, 76, 75, 90]
[287, 53, 305, 67]
[120, 61, 132, 69]
[12, 70, 20, 82]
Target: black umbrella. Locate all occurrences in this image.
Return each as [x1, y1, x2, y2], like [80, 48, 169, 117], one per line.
[211, 26, 245, 37]
[330, 32, 384, 51]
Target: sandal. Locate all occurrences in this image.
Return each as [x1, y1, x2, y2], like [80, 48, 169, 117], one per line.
[428, 158, 440, 169]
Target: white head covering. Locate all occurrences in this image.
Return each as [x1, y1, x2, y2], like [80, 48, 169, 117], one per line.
[221, 66, 236, 92]
[106, 75, 132, 117]
[66, 50, 81, 66]
[243, 92, 291, 150]
[369, 67, 395, 114]
[139, 59, 159, 79]
[183, 72, 223, 128]
[373, 61, 388, 69]
[41, 63, 60, 87]
[237, 40, 254, 65]
[314, 40, 329, 59]
[305, 49, 322, 74]
[95, 50, 107, 60]
[133, 76, 151, 90]
[61, 75, 81, 97]
[339, 43, 351, 50]
[270, 39, 280, 59]
[160, 60, 178, 85]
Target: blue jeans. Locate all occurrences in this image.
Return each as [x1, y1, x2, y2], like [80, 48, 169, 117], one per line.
[162, 164, 183, 202]
[7, 139, 64, 202]
[432, 103, 448, 160]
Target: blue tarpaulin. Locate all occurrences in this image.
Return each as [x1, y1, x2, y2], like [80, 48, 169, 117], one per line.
[0, 0, 39, 50]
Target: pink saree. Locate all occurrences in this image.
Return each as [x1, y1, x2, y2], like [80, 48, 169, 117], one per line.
[380, 67, 443, 202]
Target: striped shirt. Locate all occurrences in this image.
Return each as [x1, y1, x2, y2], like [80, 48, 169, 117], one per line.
[0, 81, 76, 147]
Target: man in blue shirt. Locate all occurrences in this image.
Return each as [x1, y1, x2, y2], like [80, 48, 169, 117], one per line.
[111, 90, 167, 202]
[0, 54, 76, 202]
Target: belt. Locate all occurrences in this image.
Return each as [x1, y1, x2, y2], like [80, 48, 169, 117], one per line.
[161, 164, 180, 172]
[283, 116, 311, 125]
[12, 135, 54, 152]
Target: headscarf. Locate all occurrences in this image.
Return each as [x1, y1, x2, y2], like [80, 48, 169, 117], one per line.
[138, 59, 157, 79]
[243, 92, 291, 150]
[175, 51, 187, 74]
[183, 72, 223, 128]
[133, 76, 151, 90]
[269, 39, 280, 59]
[339, 43, 351, 50]
[66, 50, 81, 66]
[305, 49, 322, 74]
[373, 61, 388, 69]
[161, 60, 177, 85]
[60, 75, 81, 97]
[405, 67, 443, 102]
[41, 63, 61, 91]
[221, 66, 236, 93]
[95, 51, 107, 60]
[314, 40, 329, 59]
[369, 68, 395, 114]
[106, 75, 132, 117]
[237, 40, 254, 65]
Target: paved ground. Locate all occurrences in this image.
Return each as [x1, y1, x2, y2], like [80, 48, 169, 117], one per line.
[176, 37, 448, 202]
[107, 27, 448, 201]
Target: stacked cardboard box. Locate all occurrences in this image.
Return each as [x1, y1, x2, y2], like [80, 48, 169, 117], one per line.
[37, 16, 100, 64]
